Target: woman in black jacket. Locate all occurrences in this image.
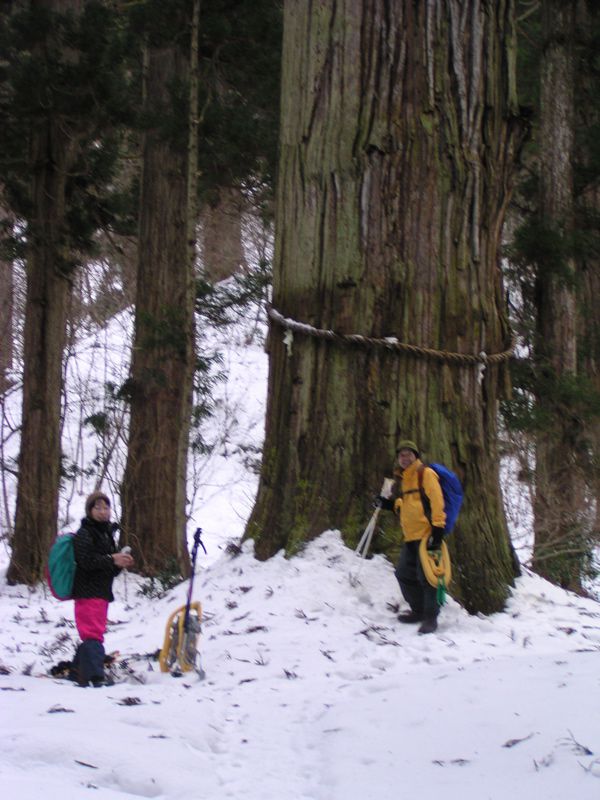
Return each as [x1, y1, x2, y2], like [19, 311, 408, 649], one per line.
[71, 491, 134, 687]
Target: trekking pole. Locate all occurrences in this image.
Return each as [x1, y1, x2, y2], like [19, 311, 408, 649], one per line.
[350, 507, 380, 588]
[183, 528, 206, 635]
[120, 544, 131, 604]
[355, 477, 395, 558]
[350, 478, 395, 587]
[159, 528, 207, 677]
[355, 505, 381, 559]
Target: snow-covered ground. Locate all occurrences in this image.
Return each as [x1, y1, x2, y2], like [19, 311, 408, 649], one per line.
[1, 532, 599, 800]
[1, 306, 599, 799]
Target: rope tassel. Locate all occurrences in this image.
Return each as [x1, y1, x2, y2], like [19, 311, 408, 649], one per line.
[436, 576, 447, 606]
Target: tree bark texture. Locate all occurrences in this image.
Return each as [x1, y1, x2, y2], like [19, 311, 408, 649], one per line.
[576, 0, 600, 560]
[120, 4, 198, 577]
[200, 187, 248, 282]
[0, 213, 14, 393]
[245, 0, 523, 614]
[7, 0, 81, 585]
[580, 192, 600, 535]
[532, 0, 583, 590]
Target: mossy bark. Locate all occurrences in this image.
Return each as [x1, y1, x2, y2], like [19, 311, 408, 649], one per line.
[575, 1, 600, 573]
[7, 0, 82, 586]
[580, 209, 600, 545]
[532, 1, 583, 590]
[200, 187, 248, 282]
[120, 4, 198, 577]
[0, 212, 14, 393]
[245, 0, 523, 614]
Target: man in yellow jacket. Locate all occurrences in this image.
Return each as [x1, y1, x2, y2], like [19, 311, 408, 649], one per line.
[381, 440, 446, 634]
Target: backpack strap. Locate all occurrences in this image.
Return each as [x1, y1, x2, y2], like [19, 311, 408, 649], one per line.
[417, 463, 432, 524]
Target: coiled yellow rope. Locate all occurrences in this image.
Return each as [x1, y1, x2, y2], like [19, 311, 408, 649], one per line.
[419, 537, 452, 593]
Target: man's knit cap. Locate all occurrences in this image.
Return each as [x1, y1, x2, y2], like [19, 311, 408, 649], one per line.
[396, 440, 420, 457]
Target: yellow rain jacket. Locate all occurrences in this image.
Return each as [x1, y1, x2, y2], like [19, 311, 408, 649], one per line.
[393, 459, 446, 541]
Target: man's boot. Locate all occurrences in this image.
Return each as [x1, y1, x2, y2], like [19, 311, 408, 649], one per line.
[397, 610, 423, 624]
[418, 617, 438, 634]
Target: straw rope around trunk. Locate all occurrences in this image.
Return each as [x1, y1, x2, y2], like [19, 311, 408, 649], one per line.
[268, 306, 516, 366]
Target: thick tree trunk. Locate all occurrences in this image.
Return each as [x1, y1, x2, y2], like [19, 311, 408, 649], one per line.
[245, 1, 522, 614]
[576, 0, 600, 562]
[120, 2, 198, 577]
[580, 220, 600, 534]
[7, 0, 80, 585]
[200, 187, 248, 282]
[0, 212, 14, 393]
[531, 0, 583, 590]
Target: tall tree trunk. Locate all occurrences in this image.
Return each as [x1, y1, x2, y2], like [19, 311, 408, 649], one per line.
[531, 0, 582, 589]
[200, 187, 248, 282]
[121, 0, 199, 576]
[245, 1, 522, 614]
[0, 210, 14, 393]
[7, 0, 80, 585]
[580, 203, 600, 535]
[576, 0, 600, 558]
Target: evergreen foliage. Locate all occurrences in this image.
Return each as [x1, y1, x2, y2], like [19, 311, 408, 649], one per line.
[125, 0, 281, 209]
[502, 364, 600, 436]
[506, 0, 600, 402]
[137, 557, 184, 599]
[0, 1, 135, 263]
[195, 259, 271, 326]
[192, 0, 281, 207]
[0, 0, 281, 256]
[504, 1, 600, 591]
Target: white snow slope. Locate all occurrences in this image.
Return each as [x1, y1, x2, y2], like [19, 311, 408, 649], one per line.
[1, 533, 599, 800]
[1, 308, 599, 800]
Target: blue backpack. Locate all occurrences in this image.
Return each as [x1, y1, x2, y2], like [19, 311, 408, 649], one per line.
[46, 533, 76, 600]
[418, 463, 463, 534]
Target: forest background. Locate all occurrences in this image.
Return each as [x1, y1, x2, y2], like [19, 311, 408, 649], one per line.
[1, 0, 599, 611]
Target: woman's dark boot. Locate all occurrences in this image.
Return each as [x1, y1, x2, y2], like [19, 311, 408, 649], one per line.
[77, 639, 106, 686]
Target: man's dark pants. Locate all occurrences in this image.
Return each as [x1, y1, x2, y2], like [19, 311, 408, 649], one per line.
[395, 540, 439, 619]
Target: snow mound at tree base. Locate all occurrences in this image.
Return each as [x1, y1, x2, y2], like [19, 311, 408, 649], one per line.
[0, 530, 599, 800]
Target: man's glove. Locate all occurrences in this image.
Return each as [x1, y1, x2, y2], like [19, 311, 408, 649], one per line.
[375, 495, 394, 511]
[427, 527, 445, 550]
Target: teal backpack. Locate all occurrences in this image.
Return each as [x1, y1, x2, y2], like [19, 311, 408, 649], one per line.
[46, 533, 76, 600]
